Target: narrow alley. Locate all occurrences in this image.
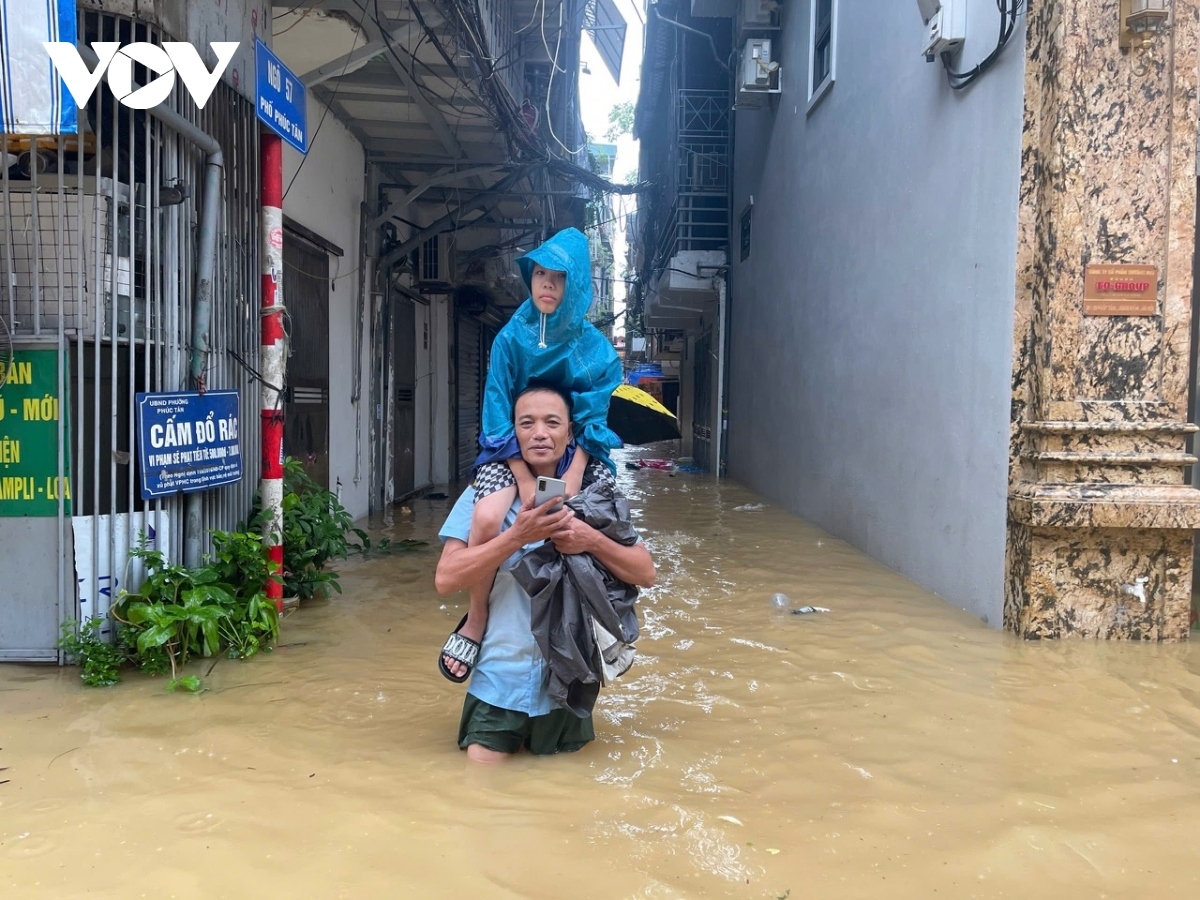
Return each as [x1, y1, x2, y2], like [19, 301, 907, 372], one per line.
[5, 2, 1200, 896]
[3, 452, 1200, 898]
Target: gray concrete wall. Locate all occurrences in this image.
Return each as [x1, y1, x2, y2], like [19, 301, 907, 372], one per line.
[728, 1, 1026, 624]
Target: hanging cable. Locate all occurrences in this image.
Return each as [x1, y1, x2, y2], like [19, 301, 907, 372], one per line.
[941, 0, 1024, 91]
[541, 0, 588, 156]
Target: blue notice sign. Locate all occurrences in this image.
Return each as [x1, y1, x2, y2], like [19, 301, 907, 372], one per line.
[255, 38, 307, 154]
[136, 391, 242, 499]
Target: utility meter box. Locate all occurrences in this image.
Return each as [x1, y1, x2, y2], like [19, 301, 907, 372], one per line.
[740, 38, 781, 93]
[917, 0, 966, 59]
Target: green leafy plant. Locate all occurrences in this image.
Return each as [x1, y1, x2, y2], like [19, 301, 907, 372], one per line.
[604, 100, 634, 141]
[116, 624, 169, 675]
[58, 617, 125, 686]
[208, 530, 281, 658]
[60, 529, 281, 692]
[250, 458, 430, 596]
[111, 531, 280, 690]
[169, 675, 204, 693]
[115, 549, 220, 680]
[255, 458, 353, 599]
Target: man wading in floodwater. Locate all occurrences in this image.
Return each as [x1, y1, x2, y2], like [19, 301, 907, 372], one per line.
[435, 385, 656, 761]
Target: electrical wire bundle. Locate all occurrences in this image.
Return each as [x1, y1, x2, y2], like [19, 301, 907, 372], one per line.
[941, 0, 1024, 91]
[367, 0, 501, 133]
[441, 0, 549, 158]
[428, 0, 648, 193]
[286, 0, 644, 203]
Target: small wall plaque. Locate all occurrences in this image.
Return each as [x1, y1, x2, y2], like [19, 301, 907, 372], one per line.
[1083, 264, 1158, 316]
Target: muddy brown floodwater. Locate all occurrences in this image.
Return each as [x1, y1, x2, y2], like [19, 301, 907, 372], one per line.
[3, 448, 1200, 899]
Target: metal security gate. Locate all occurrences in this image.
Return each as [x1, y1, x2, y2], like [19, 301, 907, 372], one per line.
[282, 234, 330, 488]
[693, 329, 714, 470]
[392, 298, 416, 499]
[0, 10, 261, 661]
[455, 314, 483, 481]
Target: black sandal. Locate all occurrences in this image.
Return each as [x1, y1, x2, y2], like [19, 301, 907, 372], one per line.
[438, 615, 481, 683]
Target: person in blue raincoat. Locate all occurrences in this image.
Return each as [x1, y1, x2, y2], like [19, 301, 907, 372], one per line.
[439, 227, 623, 682]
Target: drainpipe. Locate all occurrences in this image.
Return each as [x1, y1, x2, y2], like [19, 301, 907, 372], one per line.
[714, 277, 727, 481]
[183, 149, 224, 566]
[79, 47, 225, 567]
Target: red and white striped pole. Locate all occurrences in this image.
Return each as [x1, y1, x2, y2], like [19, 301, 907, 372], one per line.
[260, 132, 286, 610]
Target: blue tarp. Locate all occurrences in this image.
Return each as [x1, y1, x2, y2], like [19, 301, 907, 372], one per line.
[626, 364, 664, 385]
[0, 0, 78, 134]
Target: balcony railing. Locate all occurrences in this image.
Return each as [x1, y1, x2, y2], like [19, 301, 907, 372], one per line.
[651, 90, 730, 268]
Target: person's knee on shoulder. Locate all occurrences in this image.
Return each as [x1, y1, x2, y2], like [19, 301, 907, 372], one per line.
[470, 488, 512, 540]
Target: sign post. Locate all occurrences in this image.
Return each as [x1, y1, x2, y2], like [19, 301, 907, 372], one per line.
[259, 133, 286, 610]
[254, 39, 301, 609]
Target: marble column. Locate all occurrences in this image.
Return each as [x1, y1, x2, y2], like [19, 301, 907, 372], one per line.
[1006, 0, 1200, 639]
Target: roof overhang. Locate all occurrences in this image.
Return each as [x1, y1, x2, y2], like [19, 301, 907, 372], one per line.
[272, 0, 588, 285]
[584, 0, 627, 83]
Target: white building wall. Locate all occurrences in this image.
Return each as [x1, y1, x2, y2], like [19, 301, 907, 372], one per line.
[728, 2, 1026, 624]
[281, 92, 370, 520]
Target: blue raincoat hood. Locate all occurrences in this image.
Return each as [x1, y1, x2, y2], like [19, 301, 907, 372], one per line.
[514, 228, 593, 347]
[476, 227, 623, 470]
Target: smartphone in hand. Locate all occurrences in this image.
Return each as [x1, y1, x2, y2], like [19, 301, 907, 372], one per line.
[533, 476, 567, 509]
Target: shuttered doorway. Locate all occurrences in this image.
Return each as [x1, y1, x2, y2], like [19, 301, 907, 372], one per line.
[693, 329, 713, 470]
[282, 233, 330, 488]
[455, 315, 483, 481]
[392, 297, 416, 499]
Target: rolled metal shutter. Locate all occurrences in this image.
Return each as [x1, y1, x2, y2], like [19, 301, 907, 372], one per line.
[693, 330, 713, 470]
[455, 315, 483, 480]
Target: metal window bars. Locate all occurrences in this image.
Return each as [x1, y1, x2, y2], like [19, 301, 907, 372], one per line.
[0, 9, 261, 658]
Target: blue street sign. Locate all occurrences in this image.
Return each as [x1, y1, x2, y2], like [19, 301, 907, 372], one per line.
[136, 391, 242, 499]
[255, 37, 307, 154]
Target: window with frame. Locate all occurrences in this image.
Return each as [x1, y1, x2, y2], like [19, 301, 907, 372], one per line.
[420, 235, 440, 281]
[809, 0, 837, 107]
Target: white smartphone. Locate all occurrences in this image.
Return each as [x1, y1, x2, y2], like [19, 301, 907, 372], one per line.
[533, 476, 567, 508]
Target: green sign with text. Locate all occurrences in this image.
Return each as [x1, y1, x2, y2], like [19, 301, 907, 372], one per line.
[0, 347, 71, 516]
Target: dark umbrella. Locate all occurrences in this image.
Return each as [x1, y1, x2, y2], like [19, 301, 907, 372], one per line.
[608, 383, 681, 445]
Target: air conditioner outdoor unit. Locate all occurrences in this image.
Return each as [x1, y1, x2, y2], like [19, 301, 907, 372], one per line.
[917, 0, 966, 60]
[737, 0, 781, 38]
[739, 38, 781, 94]
[0, 176, 149, 339]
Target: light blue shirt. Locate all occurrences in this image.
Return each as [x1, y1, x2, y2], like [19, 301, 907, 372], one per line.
[438, 487, 559, 716]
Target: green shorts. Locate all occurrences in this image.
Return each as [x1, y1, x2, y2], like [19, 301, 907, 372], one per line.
[458, 694, 595, 756]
